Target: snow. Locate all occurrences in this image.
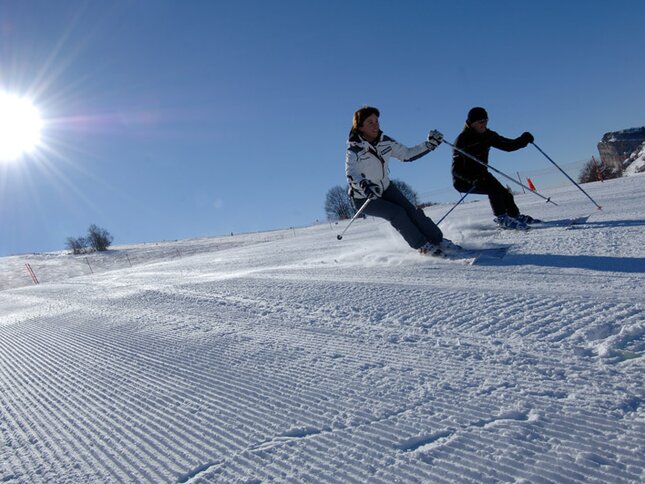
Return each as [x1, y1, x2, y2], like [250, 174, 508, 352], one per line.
[624, 143, 645, 176]
[1, 175, 644, 483]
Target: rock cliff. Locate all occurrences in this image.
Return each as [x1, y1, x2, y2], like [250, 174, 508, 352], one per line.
[597, 127, 645, 169]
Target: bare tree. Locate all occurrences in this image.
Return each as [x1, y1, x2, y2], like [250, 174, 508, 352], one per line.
[66, 236, 88, 254]
[86, 224, 114, 251]
[325, 185, 354, 220]
[578, 158, 622, 183]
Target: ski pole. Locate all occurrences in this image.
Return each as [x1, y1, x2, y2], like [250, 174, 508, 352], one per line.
[336, 197, 372, 240]
[436, 185, 475, 225]
[443, 140, 558, 207]
[531, 142, 602, 210]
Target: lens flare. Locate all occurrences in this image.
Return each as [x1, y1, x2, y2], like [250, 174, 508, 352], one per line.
[0, 92, 43, 162]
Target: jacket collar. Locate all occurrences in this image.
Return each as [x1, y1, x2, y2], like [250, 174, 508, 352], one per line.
[464, 123, 489, 137]
[348, 130, 383, 146]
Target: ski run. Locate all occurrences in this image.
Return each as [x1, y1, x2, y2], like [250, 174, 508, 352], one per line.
[1, 174, 643, 483]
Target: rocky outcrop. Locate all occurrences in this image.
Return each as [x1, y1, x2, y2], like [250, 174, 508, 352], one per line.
[597, 127, 645, 170]
[623, 141, 645, 175]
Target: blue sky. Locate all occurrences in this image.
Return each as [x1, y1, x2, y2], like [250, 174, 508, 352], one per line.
[1, 0, 643, 256]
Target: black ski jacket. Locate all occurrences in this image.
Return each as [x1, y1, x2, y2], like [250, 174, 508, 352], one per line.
[452, 125, 530, 191]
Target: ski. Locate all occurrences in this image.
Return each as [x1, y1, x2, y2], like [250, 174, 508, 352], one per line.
[467, 246, 510, 264]
[565, 215, 591, 229]
[460, 246, 509, 259]
[440, 246, 510, 265]
[535, 215, 591, 230]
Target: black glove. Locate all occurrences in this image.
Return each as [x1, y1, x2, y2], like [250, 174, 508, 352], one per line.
[359, 179, 379, 199]
[426, 129, 444, 150]
[520, 132, 534, 144]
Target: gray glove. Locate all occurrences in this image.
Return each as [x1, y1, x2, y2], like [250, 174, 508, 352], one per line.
[426, 129, 444, 150]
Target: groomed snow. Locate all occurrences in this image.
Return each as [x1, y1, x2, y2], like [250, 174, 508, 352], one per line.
[1, 175, 643, 483]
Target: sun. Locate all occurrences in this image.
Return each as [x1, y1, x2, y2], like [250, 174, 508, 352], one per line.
[0, 92, 43, 162]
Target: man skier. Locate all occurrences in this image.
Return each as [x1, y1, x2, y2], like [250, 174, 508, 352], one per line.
[451, 106, 541, 230]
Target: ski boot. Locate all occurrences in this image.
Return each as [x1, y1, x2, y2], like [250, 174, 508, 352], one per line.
[494, 214, 529, 231]
[439, 238, 463, 256]
[418, 242, 446, 258]
[516, 214, 542, 224]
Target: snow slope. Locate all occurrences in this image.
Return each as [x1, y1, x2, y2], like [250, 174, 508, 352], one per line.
[1, 175, 643, 483]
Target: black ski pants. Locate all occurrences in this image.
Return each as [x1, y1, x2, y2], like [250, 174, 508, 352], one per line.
[353, 183, 443, 249]
[456, 172, 520, 218]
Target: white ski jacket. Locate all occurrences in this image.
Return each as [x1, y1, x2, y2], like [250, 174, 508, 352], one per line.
[345, 131, 431, 199]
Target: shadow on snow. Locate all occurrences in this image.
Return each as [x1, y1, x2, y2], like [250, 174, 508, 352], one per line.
[478, 253, 645, 273]
[536, 218, 645, 230]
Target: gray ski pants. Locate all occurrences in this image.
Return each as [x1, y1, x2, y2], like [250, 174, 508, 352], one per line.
[353, 184, 443, 250]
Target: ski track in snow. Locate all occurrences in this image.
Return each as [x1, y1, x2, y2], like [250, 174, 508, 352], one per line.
[1, 176, 644, 483]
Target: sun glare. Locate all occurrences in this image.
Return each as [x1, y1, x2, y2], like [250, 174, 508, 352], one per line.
[0, 92, 43, 162]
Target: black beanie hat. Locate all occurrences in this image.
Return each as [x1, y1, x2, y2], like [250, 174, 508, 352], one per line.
[467, 107, 488, 125]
